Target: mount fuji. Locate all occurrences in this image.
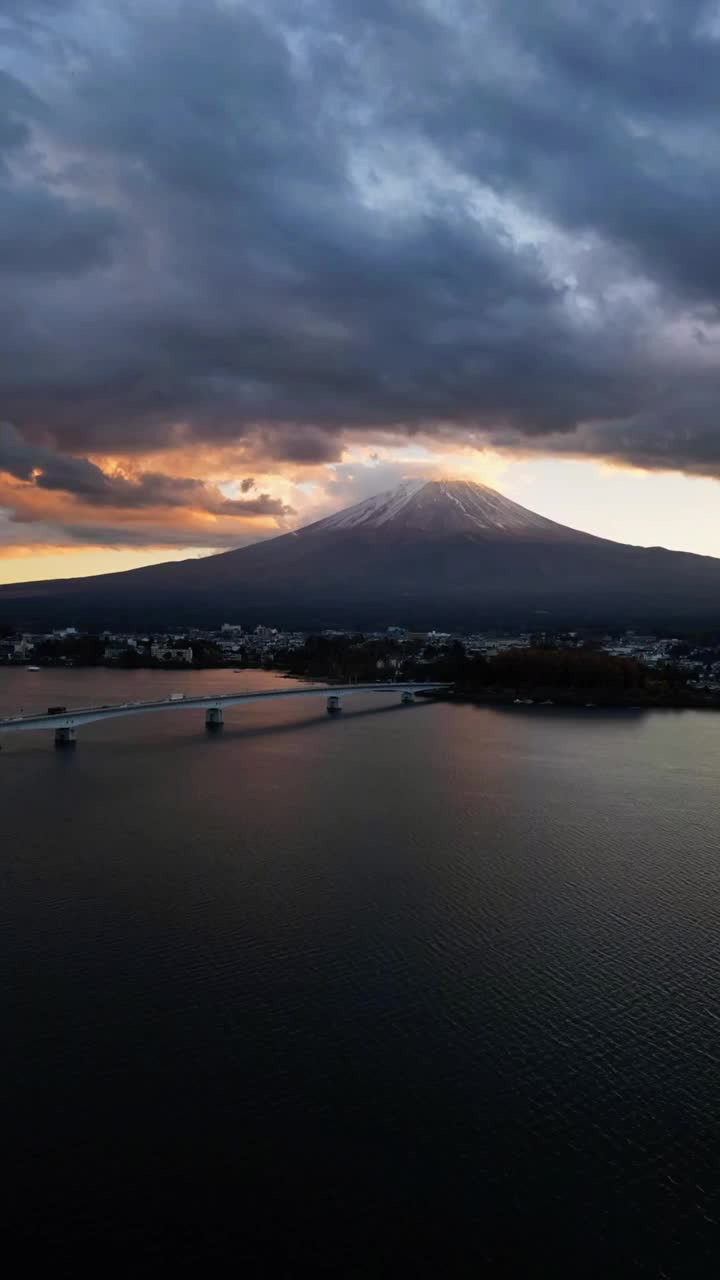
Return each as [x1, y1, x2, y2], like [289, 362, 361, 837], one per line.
[2, 478, 720, 630]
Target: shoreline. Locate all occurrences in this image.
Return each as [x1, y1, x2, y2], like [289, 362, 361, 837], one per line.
[424, 687, 720, 712]
[3, 663, 719, 713]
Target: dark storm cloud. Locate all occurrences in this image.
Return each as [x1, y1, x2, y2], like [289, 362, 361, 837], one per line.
[2, 0, 720, 476]
[506, 392, 720, 480]
[0, 422, 292, 516]
[214, 493, 293, 517]
[451, 0, 720, 303]
[0, 185, 119, 276]
[0, 71, 34, 158]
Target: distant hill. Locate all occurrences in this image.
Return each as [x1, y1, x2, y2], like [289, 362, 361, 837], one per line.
[2, 478, 720, 631]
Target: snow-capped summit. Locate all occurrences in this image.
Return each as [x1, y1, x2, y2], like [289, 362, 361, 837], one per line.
[308, 478, 583, 539]
[309, 478, 428, 532]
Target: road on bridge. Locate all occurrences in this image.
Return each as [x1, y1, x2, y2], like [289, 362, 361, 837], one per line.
[0, 682, 452, 747]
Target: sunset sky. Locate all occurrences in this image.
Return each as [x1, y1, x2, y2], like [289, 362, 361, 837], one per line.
[2, 0, 720, 585]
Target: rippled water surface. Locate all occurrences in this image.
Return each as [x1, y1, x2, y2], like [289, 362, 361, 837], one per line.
[3, 668, 720, 1274]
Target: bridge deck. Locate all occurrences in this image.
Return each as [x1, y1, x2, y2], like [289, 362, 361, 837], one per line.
[0, 682, 451, 733]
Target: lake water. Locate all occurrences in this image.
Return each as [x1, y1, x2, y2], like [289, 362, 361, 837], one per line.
[3, 668, 720, 1275]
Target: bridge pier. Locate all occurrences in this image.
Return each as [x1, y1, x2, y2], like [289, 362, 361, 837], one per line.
[54, 726, 76, 748]
[400, 690, 416, 705]
[205, 706, 224, 729]
[326, 694, 342, 713]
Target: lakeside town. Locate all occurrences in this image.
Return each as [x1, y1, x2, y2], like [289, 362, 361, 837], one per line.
[2, 621, 720, 705]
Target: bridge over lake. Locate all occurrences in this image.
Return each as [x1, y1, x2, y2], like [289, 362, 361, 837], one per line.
[0, 682, 452, 747]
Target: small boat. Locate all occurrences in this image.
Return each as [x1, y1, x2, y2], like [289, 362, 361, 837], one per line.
[26, 665, 41, 672]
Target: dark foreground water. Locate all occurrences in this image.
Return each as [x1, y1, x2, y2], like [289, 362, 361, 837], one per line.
[2, 669, 720, 1275]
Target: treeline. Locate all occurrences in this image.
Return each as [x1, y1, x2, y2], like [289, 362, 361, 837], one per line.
[450, 647, 646, 692]
[284, 635, 700, 703]
[284, 636, 648, 690]
[27, 634, 224, 669]
[415, 646, 709, 705]
[283, 633, 418, 681]
[33, 634, 106, 665]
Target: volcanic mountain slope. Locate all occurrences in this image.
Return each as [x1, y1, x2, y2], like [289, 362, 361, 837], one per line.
[2, 478, 720, 630]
